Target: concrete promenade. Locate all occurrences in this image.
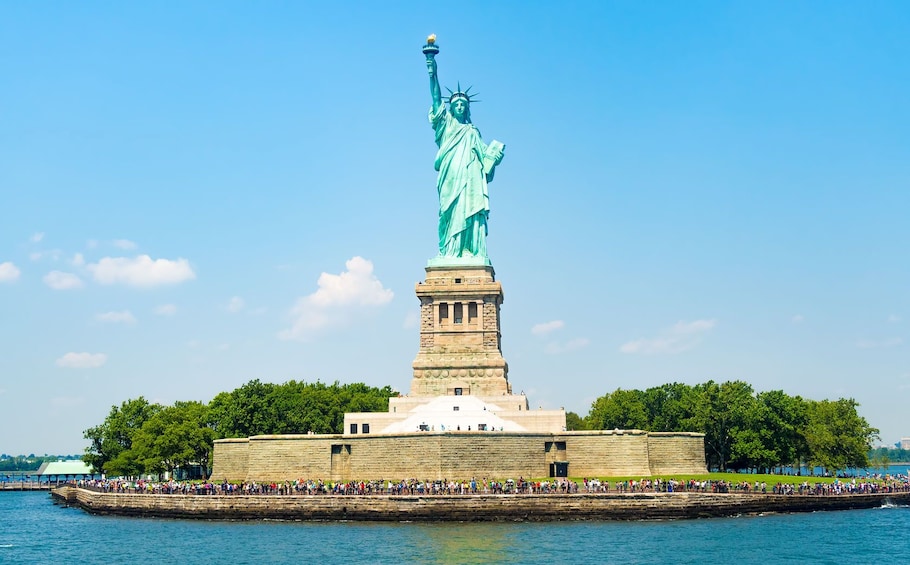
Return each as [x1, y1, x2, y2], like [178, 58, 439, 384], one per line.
[51, 486, 910, 522]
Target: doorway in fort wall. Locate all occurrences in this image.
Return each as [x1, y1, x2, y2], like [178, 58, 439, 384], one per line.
[545, 441, 568, 478]
[331, 444, 351, 481]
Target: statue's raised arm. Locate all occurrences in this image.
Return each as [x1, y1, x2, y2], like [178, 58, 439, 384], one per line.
[425, 36, 442, 113]
[422, 35, 504, 266]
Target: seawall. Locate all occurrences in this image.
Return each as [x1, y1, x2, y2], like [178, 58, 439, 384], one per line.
[50, 486, 910, 522]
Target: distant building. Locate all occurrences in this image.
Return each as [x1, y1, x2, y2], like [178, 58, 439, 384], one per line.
[35, 460, 100, 483]
[901, 438, 910, 450]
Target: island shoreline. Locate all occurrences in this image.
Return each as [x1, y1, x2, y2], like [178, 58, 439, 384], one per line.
[50, 486, 910, 522]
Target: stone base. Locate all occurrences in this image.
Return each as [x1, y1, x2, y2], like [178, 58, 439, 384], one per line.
[411, 353, 510, 396]
[412, 264, 510, 396]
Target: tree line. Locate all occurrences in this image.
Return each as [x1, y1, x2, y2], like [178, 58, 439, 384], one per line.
[0, 454, 81, 473]
[83, 380, 396, 478]
[568, 381, 880, 474]
[83, 378, 882, 478]
[869, 446, 910, 465]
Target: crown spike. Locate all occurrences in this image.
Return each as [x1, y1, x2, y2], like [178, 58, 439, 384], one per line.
[445, 82, 482, 104]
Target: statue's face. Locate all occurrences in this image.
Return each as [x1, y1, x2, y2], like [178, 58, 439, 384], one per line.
[451, 98, 469, 122]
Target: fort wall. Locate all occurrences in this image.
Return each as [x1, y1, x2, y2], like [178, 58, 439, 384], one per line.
[212, 430, 706, 482]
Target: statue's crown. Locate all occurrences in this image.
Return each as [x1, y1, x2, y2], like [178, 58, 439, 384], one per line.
[446, 82, 480, 104]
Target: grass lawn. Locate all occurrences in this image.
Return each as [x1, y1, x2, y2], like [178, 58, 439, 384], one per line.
[555, 472, 892, 486]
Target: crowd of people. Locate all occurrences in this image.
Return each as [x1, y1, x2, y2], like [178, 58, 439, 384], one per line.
[73, 474, 910, 497]
[77, 477, 576, 496]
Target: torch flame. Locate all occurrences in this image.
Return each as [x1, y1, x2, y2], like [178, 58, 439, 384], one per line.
[427, 34, 436, 45]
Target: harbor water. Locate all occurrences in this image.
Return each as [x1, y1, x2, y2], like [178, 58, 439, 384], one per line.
[1, 490, 909, 564]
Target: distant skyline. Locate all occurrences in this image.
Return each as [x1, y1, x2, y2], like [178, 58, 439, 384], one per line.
[1, 1, 908, 454]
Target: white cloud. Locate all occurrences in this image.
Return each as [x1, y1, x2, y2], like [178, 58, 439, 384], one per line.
[56, 352, 108, 368]
[96, 310, 137, 324]
[227, 296, 245, 313]
[0, 262, 21, 283]
[545, 337, 591, 355]
[532, 320, 564, 336]
[43, 270, 84, 290]
[87, 255, 196, 287]
[856, 337, 903, 349]
[112, 239, 137, 250]
[279, 256, 393, 341]
[307, 256, 393, 307]
[72, 253, 85, 267]
[31, 232, 45, 243]
[87, 239, 99, 249]
[791, 314, 804, 324]
[888, 314, 901, 323]
[620, 319, 717, 355]
[155, 304, 177, 316]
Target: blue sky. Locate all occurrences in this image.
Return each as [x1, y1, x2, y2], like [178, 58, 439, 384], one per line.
[1, 1, 907, 455]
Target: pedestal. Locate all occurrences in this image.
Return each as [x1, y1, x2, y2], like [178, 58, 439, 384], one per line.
[409, 264, 511, 396]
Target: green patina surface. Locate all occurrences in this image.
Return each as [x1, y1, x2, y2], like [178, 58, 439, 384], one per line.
[424, 36, 504, 266]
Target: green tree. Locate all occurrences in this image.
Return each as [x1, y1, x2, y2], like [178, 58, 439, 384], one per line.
[132, 401, 215, 478]
[81, 380, 398, 478]
[869, 447, 910, 463]
[642, 383, 701, 432]
[869, 449, 891, 470]
[208, 379, 278, 438]
[692, 380, 755, 472]
[565, 411, 587, 431]
[83, 397, 160, 476]
[723, 390, 809, 473]
[578, 380, 879, 474]
[754, 390, 808, 471]
[804, 398, 879, 474]
[586, 388, 649, 431]
[208, 379, 397, 438]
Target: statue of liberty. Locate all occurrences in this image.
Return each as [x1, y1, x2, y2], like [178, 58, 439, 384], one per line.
[424, 36, 504, 265]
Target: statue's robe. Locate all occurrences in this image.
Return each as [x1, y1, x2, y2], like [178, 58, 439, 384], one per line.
[430, 104, 493, 258]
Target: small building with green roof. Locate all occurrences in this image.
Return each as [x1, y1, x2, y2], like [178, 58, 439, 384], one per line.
[35, 460, 100, 483]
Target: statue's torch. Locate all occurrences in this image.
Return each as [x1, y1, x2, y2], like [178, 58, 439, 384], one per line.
[422, 34, 439, 59]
